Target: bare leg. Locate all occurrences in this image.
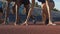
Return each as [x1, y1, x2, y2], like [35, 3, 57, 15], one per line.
[41, 3, 48, 25]
[21, 4, 30, 25]
[3, 1, 9, 24]
[42, 11, 46, 24]
[24, 0, 35, 26]
[14, 2, 21, 25]
[46, 0, 56, 25]
[13, 4, 17, 25]
[22, 6, 34, 25]
[14, 4, 19, 25]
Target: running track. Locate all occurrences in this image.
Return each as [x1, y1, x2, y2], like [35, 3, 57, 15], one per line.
[0, 22, 60, 34]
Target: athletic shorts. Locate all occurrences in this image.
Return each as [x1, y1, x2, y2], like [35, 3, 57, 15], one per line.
[38, 0, 45, 3]
[17, 0, 30, 5]
[38, 0, 54, 3]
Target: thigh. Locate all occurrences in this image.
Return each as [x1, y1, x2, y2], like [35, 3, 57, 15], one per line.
[24, 4, 30, 15]
[41, 3, 47, 14]
[12, 0, 22, 14]
[48, 2, 55, 10]
[24, 0, 30, 12]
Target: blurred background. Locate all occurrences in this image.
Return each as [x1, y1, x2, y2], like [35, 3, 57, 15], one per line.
[0, 0, 60, 23]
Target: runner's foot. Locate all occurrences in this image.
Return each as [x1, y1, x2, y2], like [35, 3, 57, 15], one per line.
[21, 21, 28, 26]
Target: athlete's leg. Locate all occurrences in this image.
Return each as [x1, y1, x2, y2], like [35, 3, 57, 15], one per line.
[0, 8, 4, 24]
[21, 0, 35, 25]
[42, 1, 56, 25]
[14, 1, 22, 25]
[41, 3, 48, 25]
[46, 1, 56, 25]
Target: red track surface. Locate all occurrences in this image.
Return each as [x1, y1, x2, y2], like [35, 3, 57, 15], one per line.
[0, 22, 60, 34]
